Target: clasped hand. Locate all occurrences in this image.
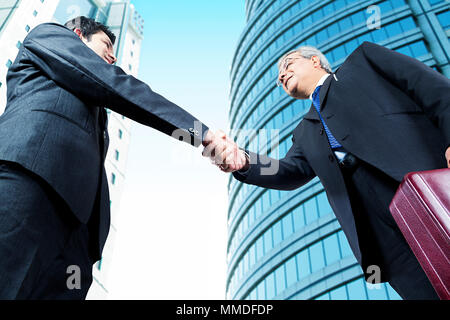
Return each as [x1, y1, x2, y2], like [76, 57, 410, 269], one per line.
[202, 130, 249, 173]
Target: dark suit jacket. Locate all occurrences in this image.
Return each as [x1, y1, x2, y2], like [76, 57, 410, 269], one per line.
[233, 41, 450, 270]
[0, 23, 209, 260]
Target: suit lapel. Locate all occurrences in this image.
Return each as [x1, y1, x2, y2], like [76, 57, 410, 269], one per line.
[319, 74, 333, 112]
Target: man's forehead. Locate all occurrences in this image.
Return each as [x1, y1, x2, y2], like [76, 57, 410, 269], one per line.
[94, 30, 110, 41]
[279, 52, 303, 70]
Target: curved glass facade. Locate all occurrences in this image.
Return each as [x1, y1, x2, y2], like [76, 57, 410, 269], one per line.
[227, 0, 450, 300]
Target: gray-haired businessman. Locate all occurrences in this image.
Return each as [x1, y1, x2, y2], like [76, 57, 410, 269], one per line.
[206, 43, 450, 300]
[0, 16, 217, 299]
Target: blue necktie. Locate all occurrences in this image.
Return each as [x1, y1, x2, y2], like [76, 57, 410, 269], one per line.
[312, 85, 343, 149]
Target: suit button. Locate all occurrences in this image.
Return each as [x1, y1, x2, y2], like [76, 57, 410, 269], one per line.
[320, 129, 324, 135]
[328, 154, 334, 162]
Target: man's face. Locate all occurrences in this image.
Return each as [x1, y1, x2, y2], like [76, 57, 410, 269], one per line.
[76, 29, 117, 65]
[277, 53, 319, 99]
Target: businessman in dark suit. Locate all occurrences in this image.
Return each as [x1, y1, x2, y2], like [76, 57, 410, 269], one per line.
[206, 42, 450, 300]
[0, 17, 217, 299]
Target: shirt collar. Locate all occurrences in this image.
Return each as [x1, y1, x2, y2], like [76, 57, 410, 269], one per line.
[309, 73, 331, 101]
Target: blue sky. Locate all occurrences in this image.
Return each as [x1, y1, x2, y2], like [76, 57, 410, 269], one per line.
[107, 1, 245, 299]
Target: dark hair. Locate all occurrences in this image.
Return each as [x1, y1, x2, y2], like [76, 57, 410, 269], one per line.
[64, 16, 116, 45]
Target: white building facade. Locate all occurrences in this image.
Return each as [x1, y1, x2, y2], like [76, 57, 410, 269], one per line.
[0, 0, 144, 299]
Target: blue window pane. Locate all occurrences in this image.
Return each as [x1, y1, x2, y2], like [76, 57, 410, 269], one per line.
[395, 45, 413, 57]
[338, 17, 352, 32]
[347, 278, 368, 300]
[262, 191, 270, 212]
[437, 11, 450, 30]
[385, 22, 402, 37]
[297, 250, 311, 278]
[293, 205, 305, 231]
[285, 256, 298, 287]
[351, 11, 365, 25]
[330, 286, 348, 300]
[275, 265, 286, 296]
[266, 273, 276, 299]
[315, 292, 330, 300]
[304, 198, 318, 224]
[399, 17, 416, 32]
[316, 29, 328, 44]
[273, 221, 283, 246]
[256, 237, 264, 261]
[333, 45, 346, 61]
[378, 1, 393, 13]
[328, 23, 340, 38]
[338, 231, 353, 257]
[282, 213, 294, 239]
[264, 228, 273, 254]
[371, 28, 387, 42]
[386, 283, 402, 300]
[309, 241, 325, 273]
[410, 41, 428, 58]
[257, 281, 266, 300]
[323, 3, 334, 17]
[344, 39, 358, 54]
[333, 0, 346, 11]
[392, 0, 406, 8]
[317, 192, 332, 217]
[429, 0, 446, 5]
[249, 244, 256, 267]
[323, 233, 341, 265]
[366, 282, 388, 300]
[270, 190, 280, 203]
[243, 252, 249, 273]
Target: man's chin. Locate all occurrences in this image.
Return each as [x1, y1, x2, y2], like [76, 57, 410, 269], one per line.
[289, 89, 307, 100]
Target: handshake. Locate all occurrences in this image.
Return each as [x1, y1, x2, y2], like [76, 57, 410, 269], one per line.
[201, 129, 249, 173]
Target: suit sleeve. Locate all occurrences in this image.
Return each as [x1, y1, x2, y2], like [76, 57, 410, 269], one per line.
[360, 41, 450, 148]
[233, 138, 316, 191]
[21, 23, 209, 147]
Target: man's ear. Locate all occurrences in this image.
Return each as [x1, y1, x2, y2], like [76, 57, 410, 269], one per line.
[74, 28, 83, 39]
[311, 56, 321, 68]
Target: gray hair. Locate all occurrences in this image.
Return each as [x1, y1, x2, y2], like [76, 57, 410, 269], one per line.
[278, 46, 332, 73]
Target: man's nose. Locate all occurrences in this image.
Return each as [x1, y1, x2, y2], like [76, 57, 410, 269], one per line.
[108, 52, 117, 64]
[278, 72, 286, 84]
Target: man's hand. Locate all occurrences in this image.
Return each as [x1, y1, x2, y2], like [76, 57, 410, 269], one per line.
[202, 130, 249, 172]
[446, 146, 450, 168]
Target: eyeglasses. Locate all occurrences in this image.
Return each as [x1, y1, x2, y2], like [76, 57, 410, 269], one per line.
[276, 57, 302, 87]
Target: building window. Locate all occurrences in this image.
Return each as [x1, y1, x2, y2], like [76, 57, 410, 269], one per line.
[111, 173, 116, 185]
[16, 41, 22, 49]
[128, 64, 132, 71]
[118, 129, 123, 139]
[115, 150, 120, 161]
[97, 257, 102, 270]
[132, 39, 135, 45]
[6, 60, 12, 68]
[33, 10, 38, 17]
[131, 51, 134, 57]
[25, 25, 30, 32]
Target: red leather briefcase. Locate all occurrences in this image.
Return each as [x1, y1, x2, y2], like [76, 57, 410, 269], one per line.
[389, 168, 450, 300]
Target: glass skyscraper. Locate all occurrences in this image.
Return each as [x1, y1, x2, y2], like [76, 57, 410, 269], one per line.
[227, 0, 449, 300]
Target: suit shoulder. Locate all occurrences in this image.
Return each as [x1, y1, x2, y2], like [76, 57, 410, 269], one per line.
[26, 23, 70, 40]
